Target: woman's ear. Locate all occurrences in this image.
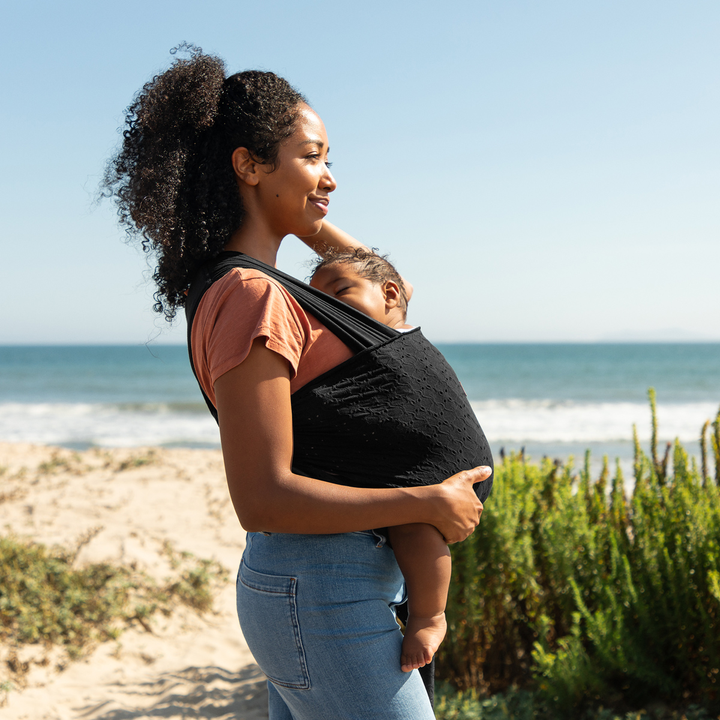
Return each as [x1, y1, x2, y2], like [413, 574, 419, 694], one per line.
[232, 147, 261, 186]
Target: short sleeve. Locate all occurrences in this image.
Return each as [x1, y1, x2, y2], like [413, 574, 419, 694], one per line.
[191, 268, 312, 406]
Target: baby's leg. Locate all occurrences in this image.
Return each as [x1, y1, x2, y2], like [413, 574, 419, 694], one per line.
[388, 523, 451, 673]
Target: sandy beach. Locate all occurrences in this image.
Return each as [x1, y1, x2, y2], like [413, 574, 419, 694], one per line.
[0, 442, 269, 720]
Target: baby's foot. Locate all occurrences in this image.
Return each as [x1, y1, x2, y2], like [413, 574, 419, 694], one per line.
[400, 613, 447, 673]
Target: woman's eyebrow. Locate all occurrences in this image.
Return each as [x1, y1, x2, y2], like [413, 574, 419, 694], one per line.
[300, 139, 325, 148]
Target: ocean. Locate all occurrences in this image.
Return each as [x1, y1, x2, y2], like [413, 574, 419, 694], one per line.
[2, 343, 718, 478]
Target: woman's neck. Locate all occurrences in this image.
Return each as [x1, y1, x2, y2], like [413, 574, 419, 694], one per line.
[224, 219, 283, 267]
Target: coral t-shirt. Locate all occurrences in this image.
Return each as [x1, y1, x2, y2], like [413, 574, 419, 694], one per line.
[191, 268, 354, 407]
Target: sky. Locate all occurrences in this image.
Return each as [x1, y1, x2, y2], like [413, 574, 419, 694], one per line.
[1, 0, 718, 345]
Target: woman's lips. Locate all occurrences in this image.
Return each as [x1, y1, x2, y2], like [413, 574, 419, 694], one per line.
[309, 197, 329, 216]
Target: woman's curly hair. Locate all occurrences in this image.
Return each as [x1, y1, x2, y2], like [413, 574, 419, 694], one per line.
[102, 44, 306, 321]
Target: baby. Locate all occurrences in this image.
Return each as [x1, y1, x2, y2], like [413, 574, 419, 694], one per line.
[304, 223, 452, 674]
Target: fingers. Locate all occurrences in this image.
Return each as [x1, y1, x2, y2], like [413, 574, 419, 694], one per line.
[466, 466, 492, 483]
[437, 466, 491, 544]
[446, 505, 483, 545]
[446, 530, 472, 545]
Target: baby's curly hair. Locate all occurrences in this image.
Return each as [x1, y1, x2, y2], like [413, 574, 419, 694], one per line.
[102, 44, 306, 320]
[311, 248, 410, 316]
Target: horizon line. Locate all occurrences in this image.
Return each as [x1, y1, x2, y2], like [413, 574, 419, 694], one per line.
[2, 339, 720, 347]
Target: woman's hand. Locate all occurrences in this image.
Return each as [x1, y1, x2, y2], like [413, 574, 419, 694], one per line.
[429, 467, 491, 544]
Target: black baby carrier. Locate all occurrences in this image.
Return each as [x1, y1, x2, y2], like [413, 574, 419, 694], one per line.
[185, 252, 493, 503]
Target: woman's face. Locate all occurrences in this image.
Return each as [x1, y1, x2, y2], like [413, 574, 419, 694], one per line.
[255, 104, 337, 238]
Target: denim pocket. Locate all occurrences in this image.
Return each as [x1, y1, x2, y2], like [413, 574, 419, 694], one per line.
[237, 560, 310, 689]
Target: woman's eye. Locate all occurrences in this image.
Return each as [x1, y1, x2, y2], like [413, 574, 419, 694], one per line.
[306, 153, 332, 168]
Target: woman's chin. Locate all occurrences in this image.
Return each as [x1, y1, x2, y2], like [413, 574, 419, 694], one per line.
[295, 219, 324, 237]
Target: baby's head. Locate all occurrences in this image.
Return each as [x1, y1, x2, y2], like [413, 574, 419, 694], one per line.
[309, 248, 410, 329]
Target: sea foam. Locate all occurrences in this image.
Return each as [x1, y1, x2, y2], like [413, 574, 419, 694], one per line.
[0, 402, 220, 448]
[1, 399, 716, 450]
[472, 399, 717, 443]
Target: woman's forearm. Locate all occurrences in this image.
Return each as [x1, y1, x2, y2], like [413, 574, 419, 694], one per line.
[231, 469, 432, 535]
[296, 220, 368, 256]
[227, 463, 486, 544]
[296, 220, 414, 302]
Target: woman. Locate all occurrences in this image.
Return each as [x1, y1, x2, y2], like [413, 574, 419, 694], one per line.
[104, 46, 491, 720]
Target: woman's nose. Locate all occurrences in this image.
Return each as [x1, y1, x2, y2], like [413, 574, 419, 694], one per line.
[322, 166, 337, 193]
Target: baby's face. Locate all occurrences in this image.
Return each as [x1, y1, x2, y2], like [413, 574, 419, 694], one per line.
[310, 264, 389, 324]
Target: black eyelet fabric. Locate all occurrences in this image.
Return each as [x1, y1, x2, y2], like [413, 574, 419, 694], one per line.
[291, 328, 493, 501]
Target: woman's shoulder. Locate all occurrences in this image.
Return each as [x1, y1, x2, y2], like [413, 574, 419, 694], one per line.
[196, 266, 310, 347]
[191, 267, 310, 402]
[203, 266, 297, 306]
[197, 266, 309, 333]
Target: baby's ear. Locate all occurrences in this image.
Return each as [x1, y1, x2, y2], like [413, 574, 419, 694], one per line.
[382, 280, 402, 309]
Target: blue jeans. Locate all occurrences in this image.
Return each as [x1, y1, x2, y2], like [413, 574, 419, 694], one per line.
[236, 531, 436, 720]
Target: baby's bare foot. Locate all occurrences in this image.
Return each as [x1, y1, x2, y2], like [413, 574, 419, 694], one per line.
[400, 613, 447, 672]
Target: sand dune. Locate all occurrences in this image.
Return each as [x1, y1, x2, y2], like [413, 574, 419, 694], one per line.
[0, 443, 269, 720]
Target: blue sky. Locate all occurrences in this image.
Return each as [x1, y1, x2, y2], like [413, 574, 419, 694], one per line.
[1, 1, 718, 344]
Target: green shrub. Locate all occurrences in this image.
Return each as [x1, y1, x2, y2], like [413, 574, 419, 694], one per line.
[436, 683, 718, 720]
[438, 391, 720, 715]
[436, 682, 539, 720]
[0, 535, 226, 661]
